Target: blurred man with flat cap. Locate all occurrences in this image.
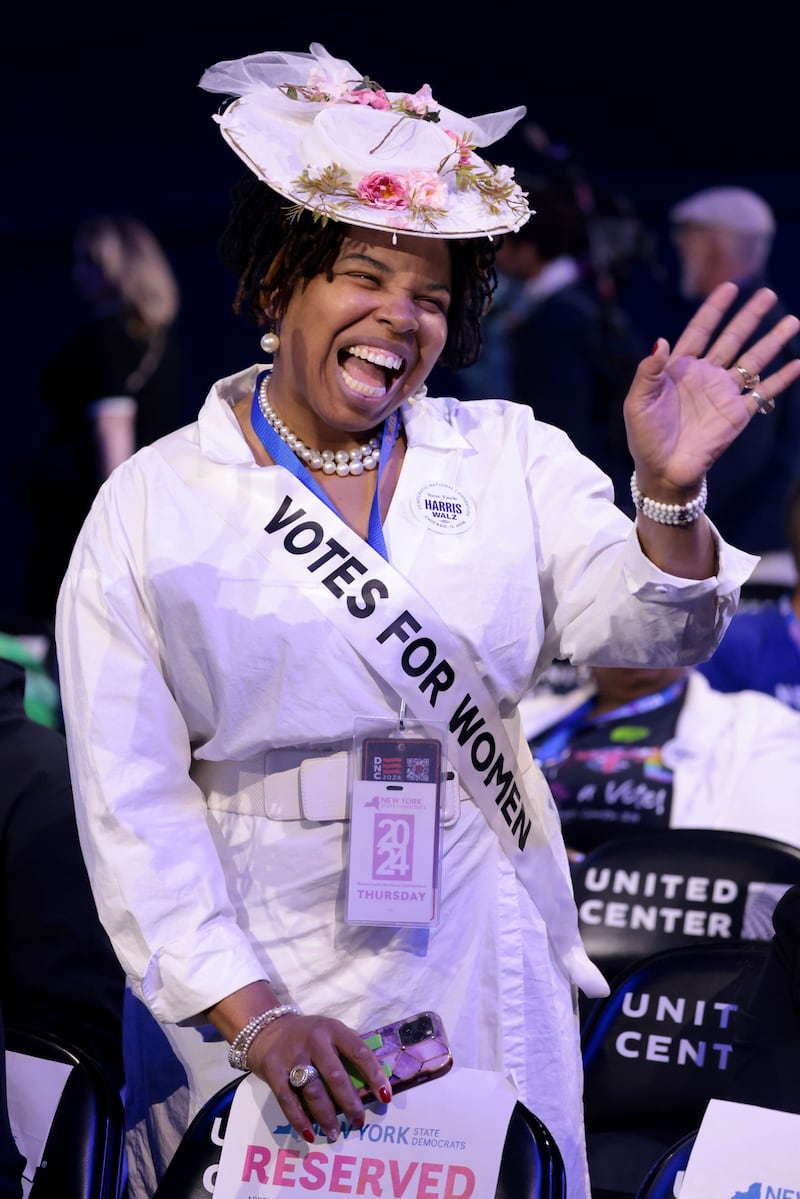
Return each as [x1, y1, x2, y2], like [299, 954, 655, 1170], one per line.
[668, 186, 800, 581]
[671, 186, 776, 301]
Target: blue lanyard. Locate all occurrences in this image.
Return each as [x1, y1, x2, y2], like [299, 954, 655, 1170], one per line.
[531, 698, 597, 765]
[532, 679, 687, 765]
[249, 370, 400, 561]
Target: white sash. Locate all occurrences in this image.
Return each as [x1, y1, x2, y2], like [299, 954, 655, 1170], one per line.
[156, 439, 608, 998]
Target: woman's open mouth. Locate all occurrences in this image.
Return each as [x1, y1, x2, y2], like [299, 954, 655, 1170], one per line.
[339, 344, 405, 398]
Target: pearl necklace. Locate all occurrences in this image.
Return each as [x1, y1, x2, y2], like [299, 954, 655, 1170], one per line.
[257, 374, 381, 477]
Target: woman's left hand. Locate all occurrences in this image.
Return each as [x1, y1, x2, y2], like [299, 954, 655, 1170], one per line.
[624, 282, 800, 497]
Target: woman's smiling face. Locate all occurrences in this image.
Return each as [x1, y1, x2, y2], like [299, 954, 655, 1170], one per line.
[267, 226, 452, 446]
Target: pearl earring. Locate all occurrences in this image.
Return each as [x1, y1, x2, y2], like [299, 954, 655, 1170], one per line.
[260, 331, 281, 355]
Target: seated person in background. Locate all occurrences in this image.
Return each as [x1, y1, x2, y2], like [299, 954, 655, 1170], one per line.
[720, 882, 800, 1116]
[525, 664, 800, 857]
[698, 478, 800, 710]
[0, 655, 125, 1092]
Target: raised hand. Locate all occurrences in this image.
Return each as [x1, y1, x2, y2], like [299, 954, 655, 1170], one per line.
[624, 282, 800, 497]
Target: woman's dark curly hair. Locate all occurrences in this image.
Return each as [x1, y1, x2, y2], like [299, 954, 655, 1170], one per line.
[217, 173, 499, 370]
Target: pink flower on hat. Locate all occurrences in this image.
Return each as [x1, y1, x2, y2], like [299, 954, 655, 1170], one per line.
[444, 130, 475, 166]
[396, 84, 438, 119]
[356, 172, 410, 210]
[306, 64, 353, 102]
[406, 170, 448, 211]
[347, 85, 391, 110]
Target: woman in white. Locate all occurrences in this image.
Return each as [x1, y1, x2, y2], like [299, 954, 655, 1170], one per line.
[55, 43, 800, 1198]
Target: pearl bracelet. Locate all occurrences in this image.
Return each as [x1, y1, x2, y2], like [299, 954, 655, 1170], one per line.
[630, 472, 708, 527]
[228, 1003, 299, 1071]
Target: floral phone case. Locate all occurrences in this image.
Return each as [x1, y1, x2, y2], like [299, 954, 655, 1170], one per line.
[349, 1010, 453, 1100]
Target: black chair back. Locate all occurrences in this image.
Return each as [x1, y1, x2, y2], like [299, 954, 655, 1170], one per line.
[496, 1103, 565, 1199]
[571, 827, 800, 987]
[580, 941, 768, 1199]
[633, 1131, 696, 1199]
[5, 1027, 125, 1199]
[152, 1076, 565, 1199]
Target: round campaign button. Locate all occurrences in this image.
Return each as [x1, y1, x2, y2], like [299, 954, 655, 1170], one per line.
[413, 482, 476, 534]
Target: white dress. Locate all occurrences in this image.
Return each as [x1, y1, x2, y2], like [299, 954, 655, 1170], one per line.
[55, 365, 756, 1197]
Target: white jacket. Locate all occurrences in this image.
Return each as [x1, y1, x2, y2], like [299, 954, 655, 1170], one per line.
[54, 368, 757, 1196]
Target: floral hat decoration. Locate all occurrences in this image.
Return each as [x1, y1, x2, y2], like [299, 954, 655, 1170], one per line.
[199, 43, 532, 240]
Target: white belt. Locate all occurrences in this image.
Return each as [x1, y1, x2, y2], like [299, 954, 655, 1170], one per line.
[192, 746, 466, 825]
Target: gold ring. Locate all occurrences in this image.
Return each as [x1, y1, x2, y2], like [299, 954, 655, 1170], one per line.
[750, 390, 775, 416]
[736, 364, 761, 390]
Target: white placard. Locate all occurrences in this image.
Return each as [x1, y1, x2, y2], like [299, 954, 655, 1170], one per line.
[213, 1066, 517, 1198]
[678, 1098, 800, 1198]
[346, 779, 440, 926]
[6, 1051, 73, 1196]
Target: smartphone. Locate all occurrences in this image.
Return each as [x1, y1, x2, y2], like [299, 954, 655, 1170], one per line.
[349, 1010, 453, 1101]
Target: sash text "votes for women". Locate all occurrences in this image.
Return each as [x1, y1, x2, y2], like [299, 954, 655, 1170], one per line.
[265, 495, 532, 852]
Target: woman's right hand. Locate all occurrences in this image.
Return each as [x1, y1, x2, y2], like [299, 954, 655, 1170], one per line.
[245, 1011, 393, 1143]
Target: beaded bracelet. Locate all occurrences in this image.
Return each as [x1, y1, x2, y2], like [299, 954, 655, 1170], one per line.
[228, 1003, 299, 1071]
[630, 472, 708, 527]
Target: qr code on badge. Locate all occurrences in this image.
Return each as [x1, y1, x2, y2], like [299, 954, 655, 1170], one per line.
[407, 757, 432, 782]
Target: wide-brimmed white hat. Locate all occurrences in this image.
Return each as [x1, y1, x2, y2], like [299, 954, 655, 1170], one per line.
[199, 43, 531, 240]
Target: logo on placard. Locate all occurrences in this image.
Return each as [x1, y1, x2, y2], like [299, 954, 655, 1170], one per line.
[413, 482, 475, 534]
[373, 815, 414, 878]
[729, 1182, 800, 1198]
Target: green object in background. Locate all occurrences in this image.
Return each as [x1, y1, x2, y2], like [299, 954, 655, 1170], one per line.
[0, 631, 61, 728]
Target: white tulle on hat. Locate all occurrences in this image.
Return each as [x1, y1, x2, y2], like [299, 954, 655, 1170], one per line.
[199, 43, 531, 239]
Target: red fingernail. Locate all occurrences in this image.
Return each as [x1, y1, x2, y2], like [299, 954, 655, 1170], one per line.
[651, 341, 659, 355]
[379, 1085, 392, 1103]
[301, 1127, 315, 1144]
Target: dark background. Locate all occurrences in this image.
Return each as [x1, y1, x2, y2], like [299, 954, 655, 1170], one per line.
[4, 7, 799, 618]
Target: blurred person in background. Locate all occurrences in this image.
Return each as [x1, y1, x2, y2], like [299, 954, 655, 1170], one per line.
[721, 882, 800, 1116]
[699, 477, 800, 709]
[525, 663, 800, 858]
[0, 653, 125, 1192]
[23, 214, 183, 623]
[668, 186, 800, 575]
[446, 125, 649, 510]
[0, 654, 125, 1089]
[492, 175, 645, 505]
